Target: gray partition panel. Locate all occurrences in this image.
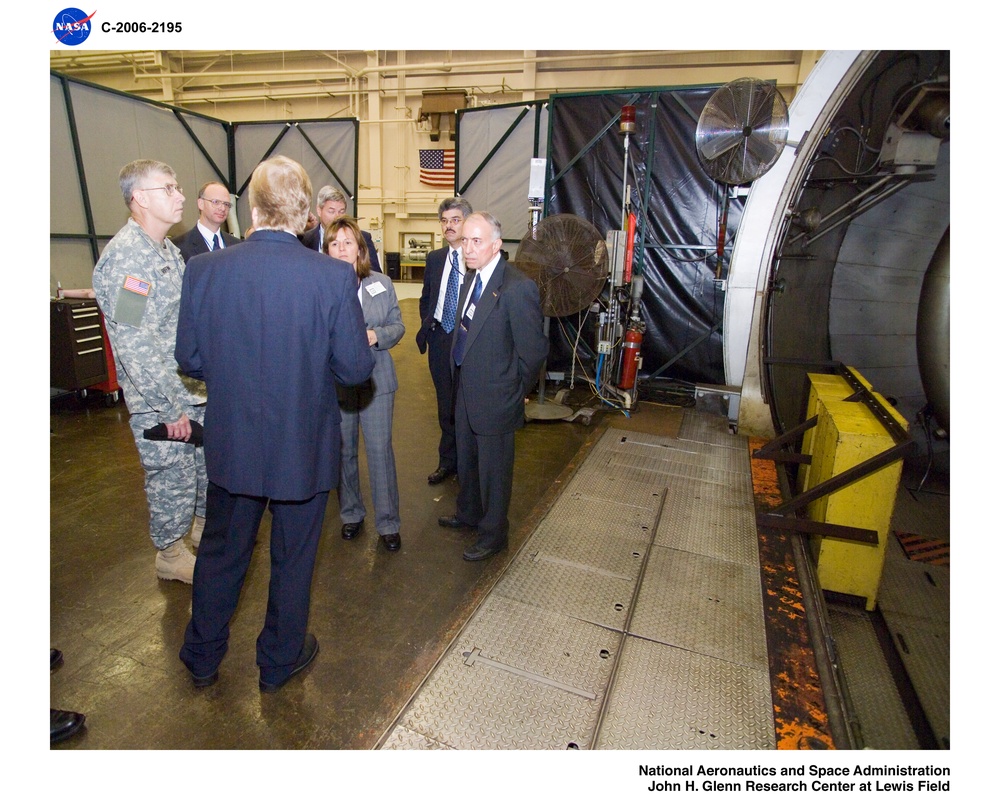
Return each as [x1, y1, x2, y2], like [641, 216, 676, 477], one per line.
[457, 102, 548, 243]
[50, 240, 101, 296]
[233, 120, 357, 229]
[50, 74, 360, 293]
[51, 76, 87, 235]
[68, 81, 227, 237]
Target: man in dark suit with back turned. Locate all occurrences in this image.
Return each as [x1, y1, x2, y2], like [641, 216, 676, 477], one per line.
[301, 185, 381, 272]
[175, 156, 375, 692]
[416, 197, 473, 485]
[437, 212, 548, 561]
[172, 181, 240, 263]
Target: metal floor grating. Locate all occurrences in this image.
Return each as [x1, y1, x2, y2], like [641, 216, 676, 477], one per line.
[827, 605, 922, 749]
[379, 409, 775, 750]
[828, 522, 950, 749]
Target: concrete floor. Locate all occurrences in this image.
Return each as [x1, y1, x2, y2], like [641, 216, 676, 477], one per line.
[49, 293, 601, 750]
[47, 289, 954, 772]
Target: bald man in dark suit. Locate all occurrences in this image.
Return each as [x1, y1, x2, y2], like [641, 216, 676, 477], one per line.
[438, 212, 547, 561]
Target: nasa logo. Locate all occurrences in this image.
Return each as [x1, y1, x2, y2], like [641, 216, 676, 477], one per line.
[52, 8, 95, 46]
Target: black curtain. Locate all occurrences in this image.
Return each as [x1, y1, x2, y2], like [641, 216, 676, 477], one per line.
[543, 88, 742, 386]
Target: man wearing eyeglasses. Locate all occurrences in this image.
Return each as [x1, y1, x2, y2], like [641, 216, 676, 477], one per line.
[416, 197, 473, 485]
[173, 182, 241, 263]
[92, 159, 208, 584]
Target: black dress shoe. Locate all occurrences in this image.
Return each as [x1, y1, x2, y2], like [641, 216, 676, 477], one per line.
[463, 538, 508, 562]
[191, 669, 219, 688]
[341, 521, 363, 540]
[259, 633, 318, 693]
[381, 533, 401, 552]
[51, 708, 86, 744]
[427, 467, 455, 485]
[438, 515, 475, 530]
[50, 648, 63, 671]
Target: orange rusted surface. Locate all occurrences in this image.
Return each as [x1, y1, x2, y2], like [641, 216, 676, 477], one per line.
[750, 437, 835, 750]
[750, 437, 785, 511]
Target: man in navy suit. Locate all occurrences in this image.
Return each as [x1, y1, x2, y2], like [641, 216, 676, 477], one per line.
[438, 212, 548, 561]
[175, 156, 375, 692]
[172, 181, 240, 263]
[300, 185, 381, 272]
[416, 197, 473, 485]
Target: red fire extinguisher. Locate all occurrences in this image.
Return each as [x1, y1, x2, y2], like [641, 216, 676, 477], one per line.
[619, 324, 643, 390]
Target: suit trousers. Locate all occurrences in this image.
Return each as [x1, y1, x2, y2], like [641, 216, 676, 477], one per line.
[180, 481, 327, 684]
[454, 374, 514, 545]
[427, 324, 458, 472]
[338, 386, 400, 536]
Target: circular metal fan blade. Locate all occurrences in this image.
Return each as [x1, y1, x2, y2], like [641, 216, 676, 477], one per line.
[699, 128, 744, 161]
[696, 78, 790, 185]
[745, 133, 778, 167]
[514, 214, 608, 317]
[746, 82, 784, 128]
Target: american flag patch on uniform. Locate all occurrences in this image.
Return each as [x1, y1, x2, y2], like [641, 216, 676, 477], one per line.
[123, 275, 150, 295]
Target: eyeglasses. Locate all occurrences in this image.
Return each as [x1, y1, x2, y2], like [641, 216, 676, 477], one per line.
[141, 184, 182, 197]
[440, 215, 464, 225]
[200, 197, 233, 210]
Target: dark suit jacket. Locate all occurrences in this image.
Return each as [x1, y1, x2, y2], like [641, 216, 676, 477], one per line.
[301, 225, 382, 273]
[451, 256, 548, 435]
[175, 229, 375, 501]
[172, 225, 240, 264]
[416, 246, 449, 354]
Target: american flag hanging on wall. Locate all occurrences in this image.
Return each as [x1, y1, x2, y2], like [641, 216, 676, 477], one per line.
[419, 149, 455, 188]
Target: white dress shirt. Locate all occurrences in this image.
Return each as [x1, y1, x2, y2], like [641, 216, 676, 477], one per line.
[434, 247, 466, 323]
[196, 221, 225, 250]
[460, 253, 500, 319]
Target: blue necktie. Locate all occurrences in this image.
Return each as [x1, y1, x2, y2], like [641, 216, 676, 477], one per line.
[453, 272, 482, 367]
[441, 250, 460, 333]
[212, 234, 221, 251]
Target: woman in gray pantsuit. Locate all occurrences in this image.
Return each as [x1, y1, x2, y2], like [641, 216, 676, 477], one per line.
[326, 217, 406, 551]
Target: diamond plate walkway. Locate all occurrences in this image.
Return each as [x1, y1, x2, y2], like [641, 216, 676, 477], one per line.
[378, 409, 776, 750]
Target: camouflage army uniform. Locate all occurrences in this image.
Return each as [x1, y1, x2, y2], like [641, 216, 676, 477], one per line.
[93, 218, 208, 550]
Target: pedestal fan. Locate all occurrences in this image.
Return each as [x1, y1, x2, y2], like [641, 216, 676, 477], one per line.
[514, 214, 609, 420]
[696, 77, 789, 277]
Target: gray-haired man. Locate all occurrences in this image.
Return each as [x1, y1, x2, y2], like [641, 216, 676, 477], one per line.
[300, 185, 381, 272]
[92, 159, 207, 583]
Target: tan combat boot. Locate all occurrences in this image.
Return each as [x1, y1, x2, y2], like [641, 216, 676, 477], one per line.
[189, 515, 205, 548]
[155, 539, 197, 583]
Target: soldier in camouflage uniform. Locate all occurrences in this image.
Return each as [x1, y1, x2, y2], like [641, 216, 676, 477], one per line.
[92, 159, 207, 583]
